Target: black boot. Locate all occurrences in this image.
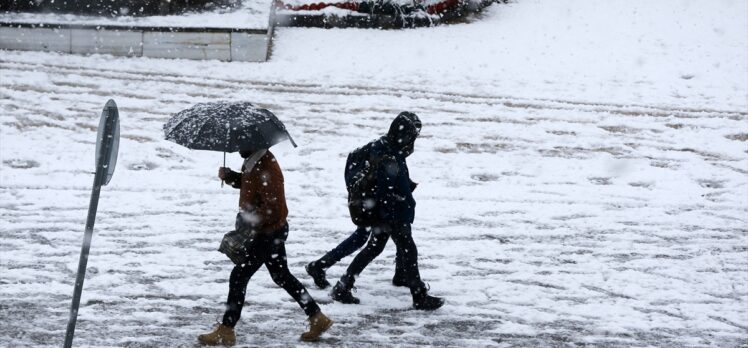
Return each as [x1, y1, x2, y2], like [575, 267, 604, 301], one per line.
[412, 286, 444, 310]
[331, 281, 360, 304]
[306, 260, 330, 289]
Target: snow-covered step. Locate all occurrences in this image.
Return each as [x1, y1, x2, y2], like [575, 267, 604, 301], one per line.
[0, 1, 274, 61]
[0, 22, 271, 62]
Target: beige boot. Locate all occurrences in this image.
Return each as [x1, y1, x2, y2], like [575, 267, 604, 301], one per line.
[300, 312, 333, 342]
[198, 324, 236, 346]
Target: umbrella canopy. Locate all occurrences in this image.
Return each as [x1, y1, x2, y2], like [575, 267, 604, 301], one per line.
[163, 101, 297, 153]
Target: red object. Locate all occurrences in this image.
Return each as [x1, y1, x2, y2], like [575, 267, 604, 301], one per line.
[426, 0, 460, 14]
[279, 0, 360, 11]
[275, 0, 462, 15]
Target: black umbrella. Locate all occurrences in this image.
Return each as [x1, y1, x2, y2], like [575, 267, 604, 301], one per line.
[164, 101, 297, 152]
[163, 101, 297, 186]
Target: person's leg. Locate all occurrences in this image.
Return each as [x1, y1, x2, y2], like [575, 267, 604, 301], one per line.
[392, 245, 407, 286]
[264, 225, 333, 341]
[306, 225, 369, 288]
[222, 248, 266, 327]
[199, 238, 267, 346]
[388, 223, 443, 310]
[386, 223, 424, 289]
[265, 226, 321, 317]
[331, 225, 390, 304]
[321, 225, 370, 267]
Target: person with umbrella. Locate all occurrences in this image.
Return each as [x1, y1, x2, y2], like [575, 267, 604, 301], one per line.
[164, 102, 333, 345]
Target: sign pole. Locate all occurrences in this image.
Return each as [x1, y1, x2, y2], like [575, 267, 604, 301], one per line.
[64, 100, 120, 348]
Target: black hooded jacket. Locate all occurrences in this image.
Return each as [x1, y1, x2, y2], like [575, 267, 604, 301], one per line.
[363, 112, 422, 224]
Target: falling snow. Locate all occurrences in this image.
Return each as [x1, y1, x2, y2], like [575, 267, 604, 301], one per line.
[1, 0, 747, 347]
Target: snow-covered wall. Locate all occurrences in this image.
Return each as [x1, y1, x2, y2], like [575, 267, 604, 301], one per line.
[0, 23, 271, 61]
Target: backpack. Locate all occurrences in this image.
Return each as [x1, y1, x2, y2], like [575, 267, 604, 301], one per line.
[345, 141, 380, 226]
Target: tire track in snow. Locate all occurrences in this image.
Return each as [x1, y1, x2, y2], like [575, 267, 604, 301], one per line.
[3, 58, 746, 179]
[2, 59, 746, 121]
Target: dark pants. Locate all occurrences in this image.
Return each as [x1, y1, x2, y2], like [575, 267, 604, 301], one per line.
[339, 222, 425, 294]
[222, 224, 320, 327]
[323, 225, 369, 266]
[319, 225, 404, 278]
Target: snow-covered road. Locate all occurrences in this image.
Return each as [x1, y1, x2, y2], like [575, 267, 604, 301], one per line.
[1, 1, 747, 347]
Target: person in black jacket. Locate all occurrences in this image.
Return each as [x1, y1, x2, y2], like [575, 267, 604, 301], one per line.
[305, 120, 410, 290]
[321, 112, 443, 310]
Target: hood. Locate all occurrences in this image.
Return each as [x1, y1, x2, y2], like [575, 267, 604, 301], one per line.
[386, 112, 421, 157]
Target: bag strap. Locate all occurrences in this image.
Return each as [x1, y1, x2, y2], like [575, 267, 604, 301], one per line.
[242, 149, 268, 174]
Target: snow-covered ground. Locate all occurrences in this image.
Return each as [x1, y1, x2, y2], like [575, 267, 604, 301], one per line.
[1, 0, 747, 347]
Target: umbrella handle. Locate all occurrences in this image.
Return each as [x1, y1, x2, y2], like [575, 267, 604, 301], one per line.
[221, 152, 225, 188]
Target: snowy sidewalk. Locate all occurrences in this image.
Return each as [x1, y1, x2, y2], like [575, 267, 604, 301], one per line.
[1, 50, 746, 347]
[1, 1, 747, 346]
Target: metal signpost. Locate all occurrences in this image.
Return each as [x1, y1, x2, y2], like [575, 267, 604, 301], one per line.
[64, 99, 120, 348]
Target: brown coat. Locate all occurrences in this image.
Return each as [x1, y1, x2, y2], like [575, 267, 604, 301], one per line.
[224, 151, 288, 234]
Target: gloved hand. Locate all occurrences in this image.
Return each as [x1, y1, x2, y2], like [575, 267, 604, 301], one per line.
[218, 167, 234, 180]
